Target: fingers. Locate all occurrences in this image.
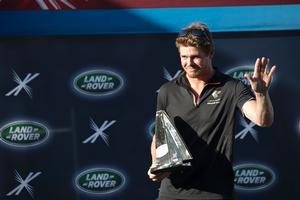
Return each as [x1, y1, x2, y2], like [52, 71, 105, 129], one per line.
[260, 57, 276, 78]
[245, 56, 274, 81]
[147, 167, 156, 180]
[253, 58, 260, 78]
[269, 65, 276, 76]
[150, 172, 171, 182]
[244, 73, 254, 85]
[254, 57, 273, 77]
[261, 57, 268, 69]
[147, 167, 171, 182]
[263, 58, 270, 74]
[259, 57, 268, 74]
[246, 57, 276, 91]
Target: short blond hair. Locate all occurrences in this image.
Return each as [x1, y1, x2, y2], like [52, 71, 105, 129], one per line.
[176, 22, 214, 55]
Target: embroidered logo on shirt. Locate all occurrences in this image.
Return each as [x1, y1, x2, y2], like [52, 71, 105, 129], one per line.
[207, 90, 222, 105]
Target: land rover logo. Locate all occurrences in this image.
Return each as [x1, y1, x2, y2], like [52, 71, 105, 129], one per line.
[74, 70, 123, 96]
[225, 66, 254, 85]
[0, 121, 49, 147]
[76, 168, 125, 194]
[234, 164, 275, 190]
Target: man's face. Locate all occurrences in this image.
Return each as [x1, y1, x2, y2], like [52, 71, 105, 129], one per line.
[179, 46, 212, 78]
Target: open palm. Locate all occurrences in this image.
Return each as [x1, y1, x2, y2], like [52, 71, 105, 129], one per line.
[245, 57, 276, 94]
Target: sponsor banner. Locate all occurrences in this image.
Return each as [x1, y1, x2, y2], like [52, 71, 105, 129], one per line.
[0, 25, 298, 200]
[73, 69, 124, 97]
[5, 70, 40, 98]
[225, 65, 254, 86]
[1, 0, 300, 10]
[156, 67, 181, 92]
[0, 120, 49, 147]
[7, 170, 42, 197]
[235, 115, 258, 142]
[82, 118, 116, 146]
[162, 67, 181, 82]
[75, 167, 126, 195]
[234, 163, 276, 191]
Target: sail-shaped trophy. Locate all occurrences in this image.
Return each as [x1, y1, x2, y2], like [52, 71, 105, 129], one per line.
[150, 110, 193, 174]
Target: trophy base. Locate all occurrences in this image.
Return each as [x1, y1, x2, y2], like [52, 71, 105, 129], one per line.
[150, 162, 191, 174]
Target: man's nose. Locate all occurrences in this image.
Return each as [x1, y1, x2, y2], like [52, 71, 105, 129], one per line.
[187, 57, 194, 65]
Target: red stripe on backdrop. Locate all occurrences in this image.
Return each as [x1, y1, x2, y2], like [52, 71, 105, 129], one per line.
[0, 0, 300, 10]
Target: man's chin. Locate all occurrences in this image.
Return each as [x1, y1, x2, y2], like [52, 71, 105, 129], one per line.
[187, 72, 201, 78]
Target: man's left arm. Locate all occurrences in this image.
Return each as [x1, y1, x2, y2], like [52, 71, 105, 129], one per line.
[242, 57, 276, 127]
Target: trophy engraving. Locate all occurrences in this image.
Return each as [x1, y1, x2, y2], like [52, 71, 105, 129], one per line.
[150, 110, 193, 174]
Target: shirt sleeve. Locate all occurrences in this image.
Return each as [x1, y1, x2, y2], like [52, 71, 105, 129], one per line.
[235, 80, 255, 111]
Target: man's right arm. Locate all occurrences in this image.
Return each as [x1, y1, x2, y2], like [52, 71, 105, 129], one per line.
[148, 135, 170, 182]
[147, 85, 171, 181]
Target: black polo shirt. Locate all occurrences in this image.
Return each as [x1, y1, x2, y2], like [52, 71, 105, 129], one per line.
[156, 70, 254, 199]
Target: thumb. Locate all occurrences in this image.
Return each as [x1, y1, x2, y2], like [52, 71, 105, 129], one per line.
[244, 73, 254, 85]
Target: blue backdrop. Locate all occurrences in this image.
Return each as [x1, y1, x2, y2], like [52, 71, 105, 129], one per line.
[0, 31, 300, 199]
[0, 2, 300, 200]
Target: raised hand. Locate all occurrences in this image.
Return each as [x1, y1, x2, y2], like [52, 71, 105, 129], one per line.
[244, 57, 276, 94]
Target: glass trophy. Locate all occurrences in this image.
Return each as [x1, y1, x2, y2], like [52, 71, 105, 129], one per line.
[150, 110, 193, 174]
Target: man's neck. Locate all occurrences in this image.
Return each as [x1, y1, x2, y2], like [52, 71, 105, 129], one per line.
[185, 68, 215, 97]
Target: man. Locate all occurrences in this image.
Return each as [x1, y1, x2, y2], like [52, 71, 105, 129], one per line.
[148, 22, 276, 200]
